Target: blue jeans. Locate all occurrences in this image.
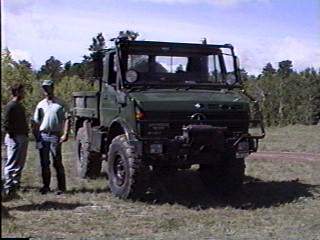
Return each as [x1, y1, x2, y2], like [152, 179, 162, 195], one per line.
[39, 133, 66, 190]
[3, 134, 28, 192]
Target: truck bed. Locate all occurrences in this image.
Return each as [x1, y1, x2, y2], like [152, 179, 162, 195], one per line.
[73, 91, 99, 119]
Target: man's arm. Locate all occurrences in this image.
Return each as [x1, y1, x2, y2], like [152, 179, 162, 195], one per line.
[60, 117, 71, 143]
[60, 100, 71, 143]
[32, 104, 41, 141]
[3, 104, 15, 138]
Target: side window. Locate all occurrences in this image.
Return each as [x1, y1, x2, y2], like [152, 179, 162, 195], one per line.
[108, 53, 117, 85]
[208, 55, 223, 83]
[127, 55, 149, 72]
[155, 56, 187, 73]
[113, 55, 117, 72]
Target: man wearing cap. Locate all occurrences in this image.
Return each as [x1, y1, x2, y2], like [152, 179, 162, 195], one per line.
[32, 80, 71, 194]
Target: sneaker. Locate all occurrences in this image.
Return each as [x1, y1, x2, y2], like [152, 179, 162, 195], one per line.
[39, 187, 50, 195]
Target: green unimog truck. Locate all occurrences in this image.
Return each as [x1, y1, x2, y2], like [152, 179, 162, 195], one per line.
[72, 37, 265, 199]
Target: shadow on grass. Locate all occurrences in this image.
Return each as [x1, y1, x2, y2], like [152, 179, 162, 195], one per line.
[66, 187, 109, 194]
[17, 185, 109, 194]
[9, 201, 87, 211]
[139, 171, 319, 210]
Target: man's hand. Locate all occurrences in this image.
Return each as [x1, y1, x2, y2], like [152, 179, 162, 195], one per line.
[60, 134, 69, 143]
[31, 120, 40, 141]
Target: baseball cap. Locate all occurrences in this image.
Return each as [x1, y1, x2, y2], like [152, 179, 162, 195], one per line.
[42, 79, 54, 87]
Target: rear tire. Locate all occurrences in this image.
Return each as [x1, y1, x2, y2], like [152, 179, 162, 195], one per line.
[107, 134, 149, 199]
[76, 127, 102, 179]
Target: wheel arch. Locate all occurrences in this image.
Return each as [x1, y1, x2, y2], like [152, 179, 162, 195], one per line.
[105, 117, 137, 153]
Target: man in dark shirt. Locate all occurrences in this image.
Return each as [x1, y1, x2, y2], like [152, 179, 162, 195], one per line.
[2, 83, 29, 200]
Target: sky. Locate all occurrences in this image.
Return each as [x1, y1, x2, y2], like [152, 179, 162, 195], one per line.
[1, 0, 320, 75]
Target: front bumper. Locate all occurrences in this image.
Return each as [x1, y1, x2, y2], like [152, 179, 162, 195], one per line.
[136, 121, 265, 165]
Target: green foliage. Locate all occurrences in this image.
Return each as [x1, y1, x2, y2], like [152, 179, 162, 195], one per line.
[1, 50, 94, 126]
[89, 32, 106, 52]
[54, 76, 95, 106]
[88, 33, 106, 81]
[38, 56, 63, 81]
[245, 62, 320, 126]
[1, 49, 40, 121]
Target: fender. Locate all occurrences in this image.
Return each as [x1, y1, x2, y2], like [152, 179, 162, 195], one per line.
[109, 117, 137, 141]
[108, 117, 143, 157]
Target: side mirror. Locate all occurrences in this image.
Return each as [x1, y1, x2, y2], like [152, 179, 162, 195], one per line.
[116, 91, 127, 106]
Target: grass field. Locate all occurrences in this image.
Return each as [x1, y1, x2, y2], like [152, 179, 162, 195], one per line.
[258, 125, 320, 153]
[2, 125, 320, 239]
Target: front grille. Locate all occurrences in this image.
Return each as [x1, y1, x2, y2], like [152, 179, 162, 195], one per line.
[139, 111, 249, 138]
[144, 111, 249, 120]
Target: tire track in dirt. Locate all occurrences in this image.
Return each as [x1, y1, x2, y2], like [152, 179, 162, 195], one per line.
[248, 151, 320, 162]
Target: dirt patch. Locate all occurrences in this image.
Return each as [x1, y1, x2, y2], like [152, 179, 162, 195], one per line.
[249, 151, 320, 162]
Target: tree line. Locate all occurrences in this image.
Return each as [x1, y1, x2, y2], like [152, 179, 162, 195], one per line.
[243, 61, 320, 126]
[1, 33, 107, 122]
[1, 31, 319, 128]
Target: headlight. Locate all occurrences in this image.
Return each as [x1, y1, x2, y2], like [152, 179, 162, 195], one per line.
[237, 141, 249, 152]
[236, 140, 249, 159]
[126, 70, 138, 83]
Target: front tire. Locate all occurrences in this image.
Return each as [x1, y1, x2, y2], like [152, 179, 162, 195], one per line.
[107, 135, 149, 199]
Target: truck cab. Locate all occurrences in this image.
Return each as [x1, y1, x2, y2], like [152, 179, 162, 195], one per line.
[73, 38, 265, 199]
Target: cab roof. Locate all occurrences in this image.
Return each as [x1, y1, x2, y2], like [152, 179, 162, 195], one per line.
[118, 40, 232, 56]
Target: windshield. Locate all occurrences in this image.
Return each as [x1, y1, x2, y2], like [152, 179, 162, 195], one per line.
[124, 48, 237, 86]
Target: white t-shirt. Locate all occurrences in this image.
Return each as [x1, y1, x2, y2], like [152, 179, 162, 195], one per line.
[33, 97, 69, 132]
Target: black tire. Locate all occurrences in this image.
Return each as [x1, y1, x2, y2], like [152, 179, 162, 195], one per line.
[75, 127, 102, 179]
[200, 152, 245, 194]
[107, 134, 149, 199]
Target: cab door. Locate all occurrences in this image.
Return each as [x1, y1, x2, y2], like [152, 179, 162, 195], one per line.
[100, 52, 119, 126]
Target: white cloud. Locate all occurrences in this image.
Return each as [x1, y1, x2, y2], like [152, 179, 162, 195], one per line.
[11, 49, 32, 62]
[133, 0, 269, 6]
[2, 0, 318, 75]
[273, 36, 320, 70]
[237, 36, 320, 75]
[3, 6, 235, 68]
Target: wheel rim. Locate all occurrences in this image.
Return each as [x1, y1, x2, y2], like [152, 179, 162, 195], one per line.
[113, 155, 126, 187]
